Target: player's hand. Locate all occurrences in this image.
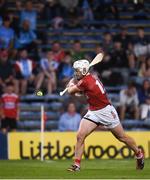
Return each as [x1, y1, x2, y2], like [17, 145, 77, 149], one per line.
[16, 115, 19, 121]
[74, 92, 83, 97]
[68, 82, 75, 87]
[1, 114, 5, 119]
[75, 92, 83, 97]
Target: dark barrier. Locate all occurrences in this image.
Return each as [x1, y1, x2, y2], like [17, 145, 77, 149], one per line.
[0, 132, 8, 159]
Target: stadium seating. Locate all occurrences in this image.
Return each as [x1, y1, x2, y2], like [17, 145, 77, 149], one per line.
[4, 0, 150, 131]
[18, 86, 149, 131]
[19, 95, 67, 131]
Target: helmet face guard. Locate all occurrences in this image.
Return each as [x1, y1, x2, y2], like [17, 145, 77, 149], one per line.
[73, 59, 90, 78]
[73, 59, 90, 80]
[73, 68, 83, 80]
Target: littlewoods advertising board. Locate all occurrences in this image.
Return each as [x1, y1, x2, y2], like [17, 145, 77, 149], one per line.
[8, 132, 150, 160]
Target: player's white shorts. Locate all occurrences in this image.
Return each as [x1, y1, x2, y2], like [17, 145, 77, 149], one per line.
[83, 105, 120, 129]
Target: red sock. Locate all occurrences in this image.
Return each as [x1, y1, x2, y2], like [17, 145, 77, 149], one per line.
[136, 149, 142, 158]
[74, 158, 81, 167]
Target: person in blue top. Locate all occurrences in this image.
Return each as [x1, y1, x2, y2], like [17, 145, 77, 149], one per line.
[58, 51, 74, 86]
[58, 102, 81, 131]
[20, 1, 37, 31]
[0, 16, 14, 49]
[15, 19, 37, 52]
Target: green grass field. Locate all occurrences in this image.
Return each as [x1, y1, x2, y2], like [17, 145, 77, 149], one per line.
[0, 159, 149, 179]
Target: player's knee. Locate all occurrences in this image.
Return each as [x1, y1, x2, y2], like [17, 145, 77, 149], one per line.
[76, 132, 86, 143]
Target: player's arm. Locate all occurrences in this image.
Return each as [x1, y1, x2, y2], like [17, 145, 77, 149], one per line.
[67, 78, 76, 87]
[68, 85, 81, 95]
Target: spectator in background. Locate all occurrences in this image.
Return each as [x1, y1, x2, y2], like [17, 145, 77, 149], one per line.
[111, 41, 128, 68]
[101, 32, 113, 84]
[58, 102, 81, 131]
[0, 82, 19, 134]
[113, 26, 131, 49]
[133, 27, 149, 57]
[15, 0, 22, 12]
[0, 16, 2, 26]
[105, 0, 119, 20]
[81, 0, 94, 21]
[15, 19, 37, 53]
[0, 49, 17, 93]
[126, 43, 137, 70]
[112, 29, 135, 70]
[38, 51, 58, 94]
[106, 40, 126, 84]
[59, 0, 79, 10]
[138, 79, 150, 120]
[122, 0, 131, 12]
[14, 49, 40, 95]
[51, 41, 65, 63]
[65, 8, 81, 28]
[0, 0, 8, 20]
[102, 32, 113, 54]
[119, 82, 139, 120]
[138, 57, 150, 78]
[71, 40, 85, 62]
[51, 16, 64, 30]
[20, 1, 37, 31]
[42, 0, 64, 29]
[93, 45, 112, 85]
[0, 16, 14, 49]
[133, 0, 148, 20]
[113, 26, 136, 70]
[93, 0, 119, 20]
[59, 0, 81, 28]
[42, 0, 64, 21]
[58, 51, 74, 86]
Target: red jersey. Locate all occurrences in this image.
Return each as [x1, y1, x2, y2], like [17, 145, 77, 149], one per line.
[15, 59, 36, 76]
[77, 74, 110, 110]
[0, 93, 19, 119]
[53, 50, 65, 62]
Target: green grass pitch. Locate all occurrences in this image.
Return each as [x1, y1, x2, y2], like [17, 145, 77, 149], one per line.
[0, 159, 149, 179]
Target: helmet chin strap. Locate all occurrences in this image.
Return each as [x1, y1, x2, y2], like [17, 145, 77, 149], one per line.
[74, 67, 89, 80]
[82, 67, 89, 76]
[76, 72, 89, 80]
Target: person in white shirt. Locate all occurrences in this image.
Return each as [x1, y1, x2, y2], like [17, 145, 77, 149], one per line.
[119, 82, 139, 120]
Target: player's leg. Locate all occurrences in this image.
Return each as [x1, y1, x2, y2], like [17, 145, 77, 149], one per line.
[51, 72, 57, 91]
[1, 118, 8, 134]
[133, 105, 139, 120]
[20, 79, 27, 95]
[35, 72, 44, 91]
[75, 119, 98, 160]
[9, 118, 17, 132]
[110, 124, 139, 153]
[13, 79, 19, 94]
[110, 123, 144, 170]
[68, 119, 98, 172]
[119, 105, 126, 120]
[47, 78, 53, 94]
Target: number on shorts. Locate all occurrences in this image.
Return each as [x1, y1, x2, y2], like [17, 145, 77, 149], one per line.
[96, 80, 105, 94]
